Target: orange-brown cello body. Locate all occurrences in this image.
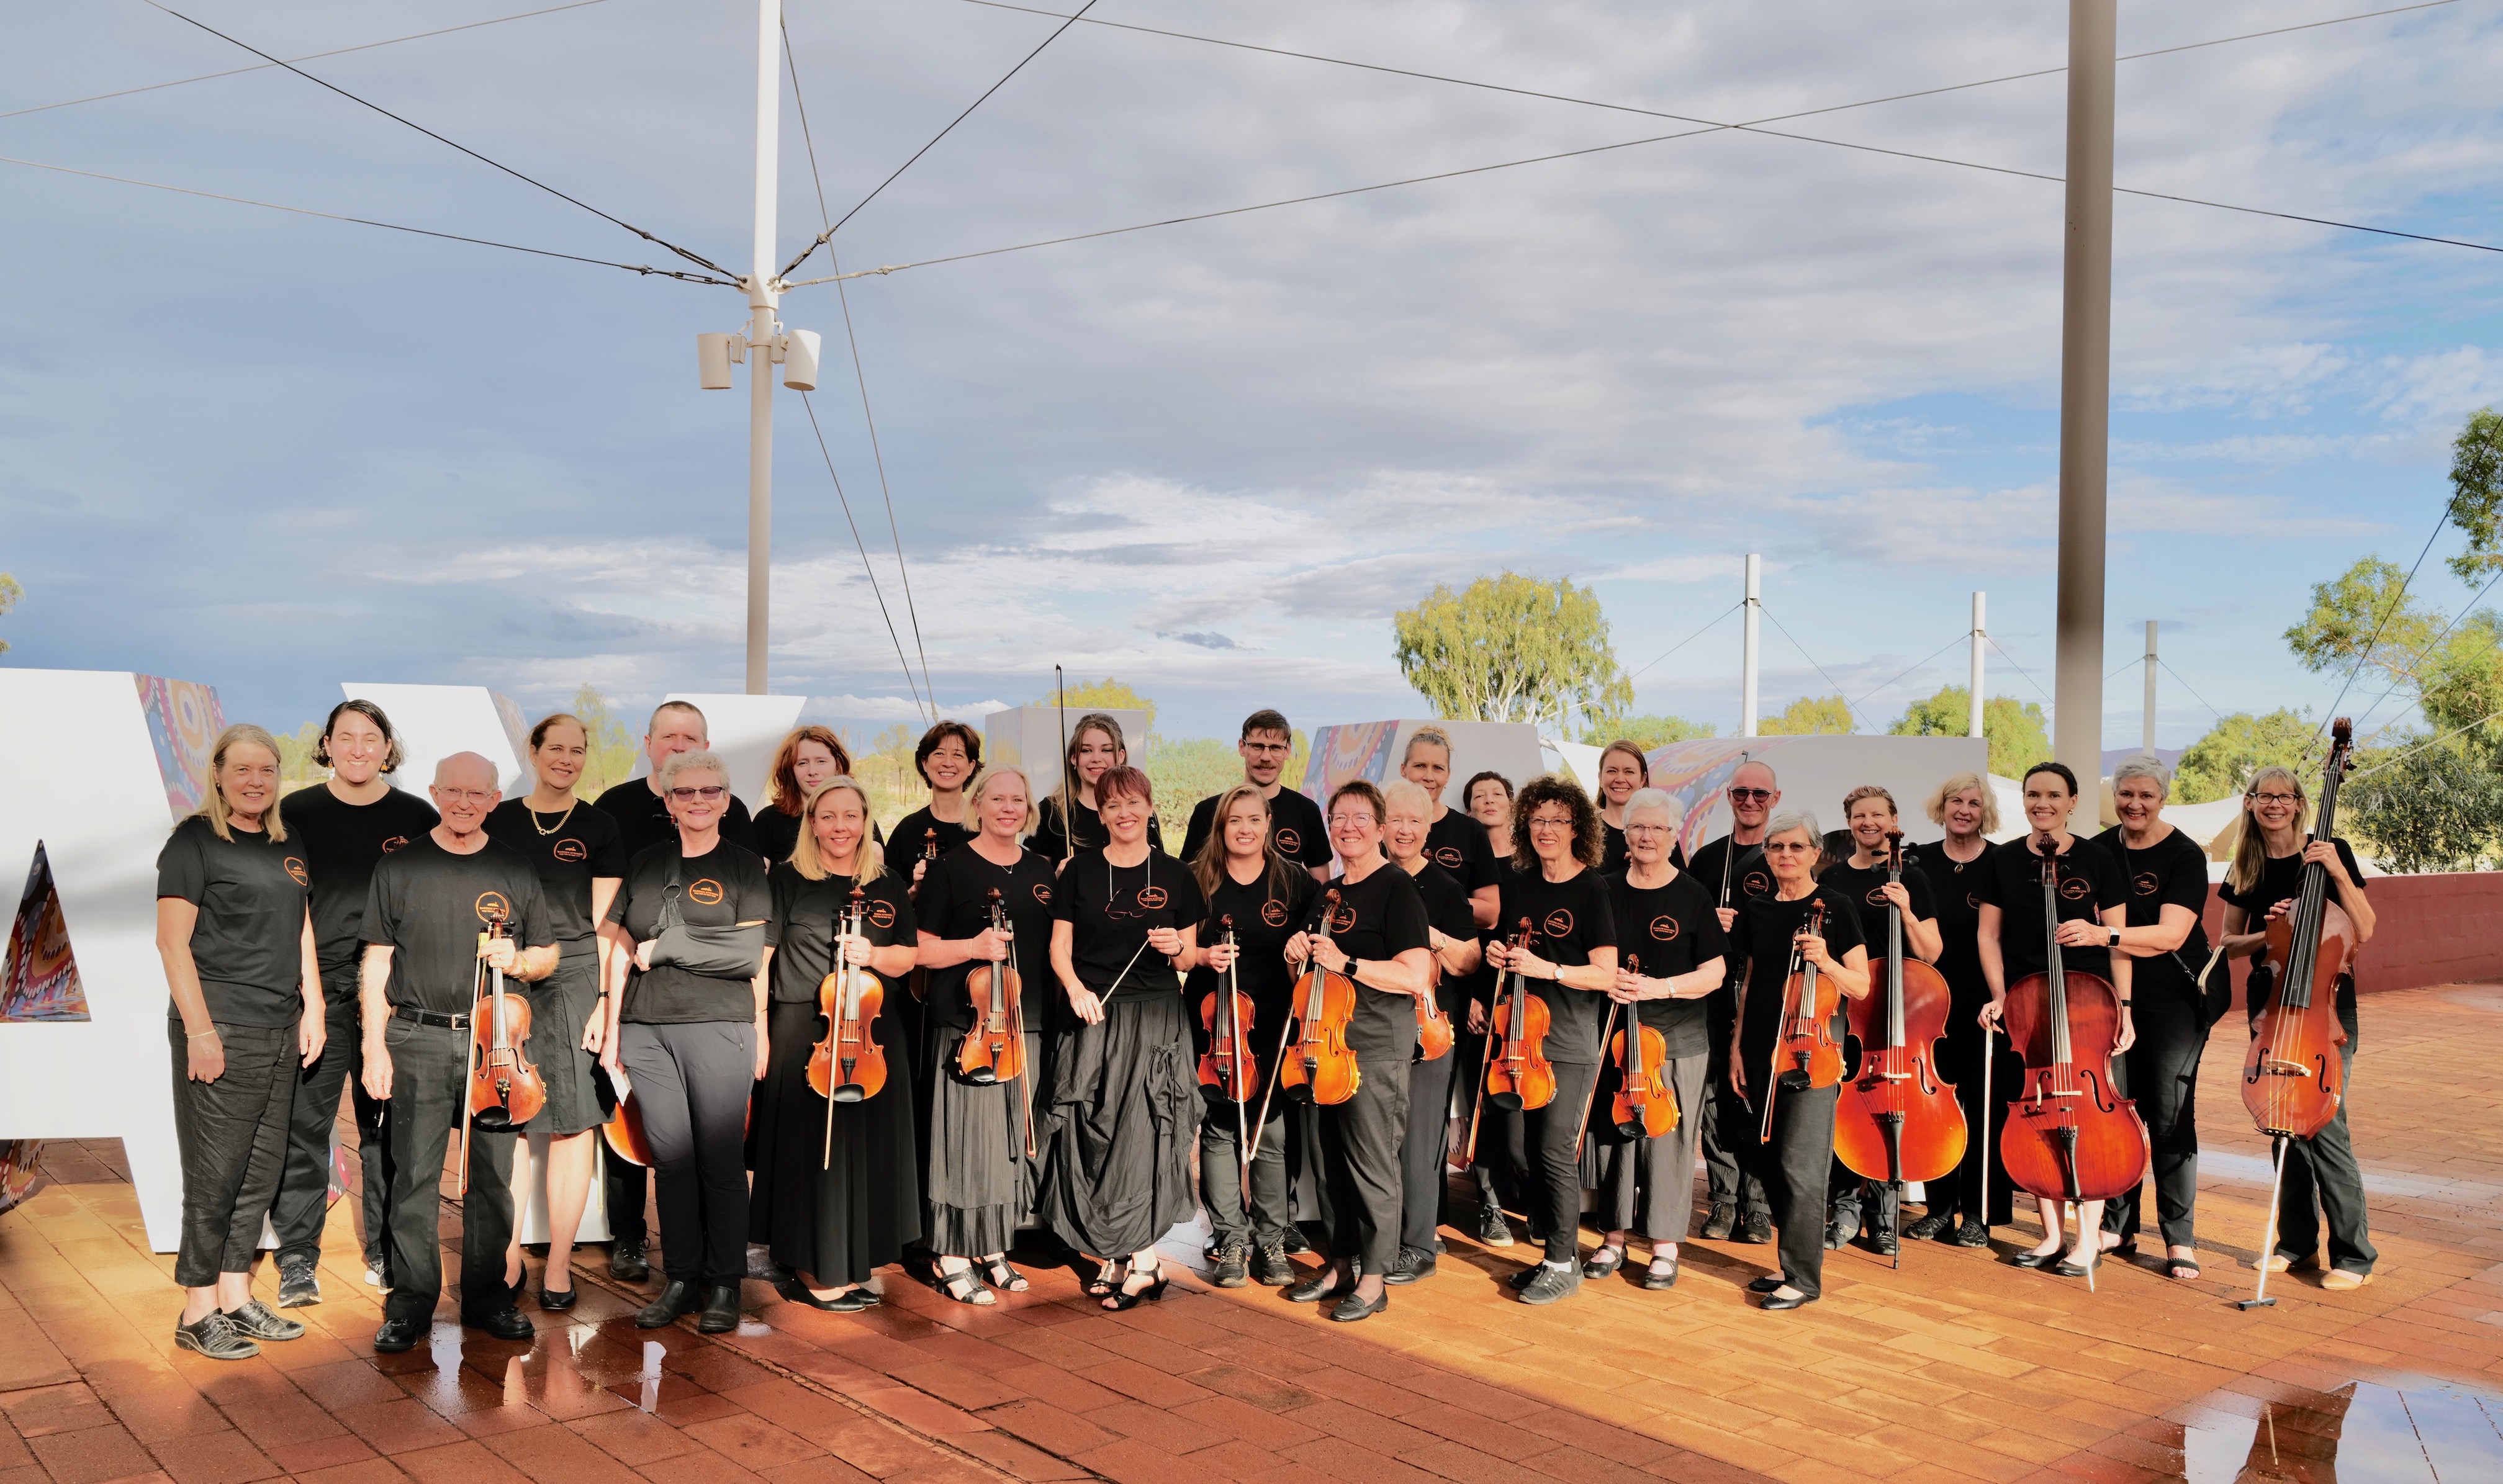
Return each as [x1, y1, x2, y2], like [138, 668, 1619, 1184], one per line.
[1278, 889, 1361, 1105]
[467, 921, 547, 1130]
[809, 888, 887, 1103]
[1834, 835, 1965, 1186]
[2242, 719, 2357, 1140]
[1607, 956, 1677, 1139]
[1484, 920, 1558, 1113]
[2000, 852, 2147, 1205]
[957, 888, 1026, 1084]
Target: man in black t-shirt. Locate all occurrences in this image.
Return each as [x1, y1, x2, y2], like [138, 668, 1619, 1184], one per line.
[1401, 726, 1500, 930]
[358, 753, 558, 1354]
[1179, 709, 1334, 881]
[1683, 758, 1781, 1241]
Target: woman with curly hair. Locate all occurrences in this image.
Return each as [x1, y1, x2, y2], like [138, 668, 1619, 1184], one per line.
[1482, 775, 1618, 1305]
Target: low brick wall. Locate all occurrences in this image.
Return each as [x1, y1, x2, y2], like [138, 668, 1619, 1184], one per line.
[2200, 870, 2503, 1009]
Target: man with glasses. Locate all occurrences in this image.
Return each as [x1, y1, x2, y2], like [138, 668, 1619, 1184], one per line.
[358, 753, 558, 1352]
[1182, 710, 1333, 883]
[1684, 760, 1780, 1243]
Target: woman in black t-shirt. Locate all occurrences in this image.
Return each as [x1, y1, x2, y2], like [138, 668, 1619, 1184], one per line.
[2094, 757, 2221, 1280]
[601, 750, 772, 1334]
[1484, 775, 1619, 1305]
[1383, 780, 1485, 1285]
[1458, 769, 1527, 1243]
[481, 713, 629, 1308]
[916, 768, 1058, 1297]
[1730, 811, 1869, 1310]
[1281, 780, 1434, 1322]
[895, 721, 983, 887]
[1587, 789, 1726, 1290]
[1594, 740, 1649, 877]
[1184, 783, 1317, 1286]
[1031, 713, 1167, 863]
[2218, 765, 2378, 1288]
[156, 724, 323, 1362]
[1818, 786, 1941, 1255]
[1909, 773, 2009, 1244]
[751, 779, 920, 1310]
[1978, 762, 2132, 1277]
[754, 727, 854, 866]
[1041, 767, 1207, 1308]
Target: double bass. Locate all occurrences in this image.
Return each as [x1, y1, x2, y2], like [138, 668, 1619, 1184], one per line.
[1759, 899, 1838, 1141]
[460, 915, 545, 1197]
[957, 888, 1026, 1085]
[809, 887, 886, 1166]
[1276, 889, 1360, 1105]
[1834, 833, 1966, 1241]
[1607, 953, 1677, 1140]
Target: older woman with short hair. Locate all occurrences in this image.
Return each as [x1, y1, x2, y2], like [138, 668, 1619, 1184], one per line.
[1908, 771, 2006, 1246]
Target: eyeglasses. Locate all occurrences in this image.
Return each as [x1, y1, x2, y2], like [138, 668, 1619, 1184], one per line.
[437, 788, 494, 804]
[2248, 791, 2300, 806]
[1728, 787, 1774, 803]
[1762, 841, 1814, 853]
[1625, 824, 1671, 836]
[1528, 814, 1574, 830]
[669, 785, 728, 802]
[1327, 814, 1377, 828]
[1243, 742, 1290, 755]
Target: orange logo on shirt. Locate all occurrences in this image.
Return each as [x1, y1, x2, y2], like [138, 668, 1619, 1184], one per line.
[1433, 846, 1464, 870]
[553, 839, 588, 863]
[1261, 899, 1289, 928]
[865, 900, 896, 930]
[475, 891, 512, 925]
[1648, 915, 1679, 942]
[1741, 871, 1770, 897]
[1327, 903, 1359, 934]
[1032, 883, 1053, 906]
[2058, 876, 2093, 902]
[1276, 828, 1302, 855]
[1137, 886, 1170, 912]
[1543, 909, 1575, 938]
[283, 857, 309, 886]
[2132, 871, 2160, 897]
[1865, 887, 1889, 907]
[688, 879, 724, 906]
[380, 835, 410, 853]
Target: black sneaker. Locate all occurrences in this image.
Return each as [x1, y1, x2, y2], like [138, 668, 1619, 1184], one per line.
[1700, 1203, 1737, 1241]
[1209, 1240, 1250, 1289]
[1949, 1217, 1991, 1248]
[175, 1311, 258, 1360]
[222, 1300, 305, 1342]
[1384, 1248, 1437, 1285]
[1738, 1212, 1773, 1244]
[1824, 1218, 1851, 1251]
[1250, 1241, 1294, 1286]
[1904, 1210, 1955, 1242]
[1516, 1264, 1581, 1305]
[1869, 1226, 1900, 1257]
[610, 1239, 651, 1283]
[1279, 1225, 1313, 1256]
[1475, 1205, 1516, 1248]
[276, 1254, 322, 1308]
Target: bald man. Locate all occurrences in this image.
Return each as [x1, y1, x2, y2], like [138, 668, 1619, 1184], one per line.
[358, 753, 559, 1352]
[1684, 758, 1782, 1244]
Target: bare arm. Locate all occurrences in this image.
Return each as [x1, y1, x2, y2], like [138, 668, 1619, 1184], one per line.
[1905, 912, 1942, 966]
[156, 899, 225, 1082]
[295, 911, 327, 1068]
[1977, 903, 2006, 1027]
[1554, 945, 1620, 994]
[597, 922, 633, 1072]
[1429, 925, 1482, 979]
[1468, 884, 1498, 930]
[2117, 902, 2199, 956]
[358, 944, 395, 1099]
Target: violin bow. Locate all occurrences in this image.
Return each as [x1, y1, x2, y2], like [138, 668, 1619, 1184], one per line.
[1576, 1001, 1617, 1161]
[823, 893, 863, 1170]
[1250, 894, 1333, 1163]
[459, 933, 484, 1199]
[1223, 918, 1251, 1207]
[1054, 665, 1072, 866]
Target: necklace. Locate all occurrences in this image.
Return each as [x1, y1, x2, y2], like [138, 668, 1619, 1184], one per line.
[527, 796, 577, 836]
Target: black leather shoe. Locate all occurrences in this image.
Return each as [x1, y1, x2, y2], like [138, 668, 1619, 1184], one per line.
[1250, 1242, 1294, 1286]
[1330, 1289, 1389, 1322]
[697, 1284, 742, 1333]
[1384, 1248, 1436, 1285]
[372, 1316, 423, 1353]
[464, 1306, 534, 1341]
[610, 1240, 651, 1284]
[2010, 1249, 2062, 1270]
[1746, 1275, 1785, 1294]
[537, 1285, 577, 1312]
[1283, 1272, 1351, 1304]
[636, 1279, 701, 1328]
[1279, 1225, 1313, 1256]
[1640, 1257, 1679, 1290]
[1738, 1212, 1772, 1244]
[1581, 1245, 1625, 1281]
[1700, 1204, 1737, 1241]
[1759, 1290, 1818, 1311]
[1949, 1217, 1991, 1248]
[2050, 1257, 2095, 1279]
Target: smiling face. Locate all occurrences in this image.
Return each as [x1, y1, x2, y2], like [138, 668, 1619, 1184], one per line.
[325, 709, 390, 788]
[1942, 786, 1988, 840]
[1467, 777, 1512, 827]
[2023, 771, 2075, 834]
[2245, 774, 2305, 839]
[1525, 800, 1576, 865]
[1762, 825, 1818, 885]
[922, 734, 974, 793]
[1071, 726, 1122, 791]
[533, 719, 587, 796]
[1728, 762, 1779, 829]
[664, 765, 728, 834]
[2114, 775, 2167, 831]
[1238, 728, 1291, 789]
[973, 772, 1029, 840]
[1328, 794, 1384, 863]
[1848, 795, 1896, 853]
[1600, 751, 1645, 808]
[217, 741, 281, 826]
[1222, 794, 1270, 861]
[1624, 804, 1676, 866]
[1384, 796, 1430, 865]
[810, 785, 867, 868]
[791, 739, 842, 797]
[431, 754, 500, 840]
[1098, 781, 1151, 844]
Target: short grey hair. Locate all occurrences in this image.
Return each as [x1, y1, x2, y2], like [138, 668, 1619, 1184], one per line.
[1382, 779, 1434, 817]
[1623, 787, 1684, 829]
[1765, 808, 1822, 847]
[657, 749, 728, 791]
[2111, 753, 2172, 796]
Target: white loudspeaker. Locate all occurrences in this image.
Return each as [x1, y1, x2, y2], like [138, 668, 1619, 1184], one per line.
[782, 328, 821, 391]
[697, 332, 742, 390]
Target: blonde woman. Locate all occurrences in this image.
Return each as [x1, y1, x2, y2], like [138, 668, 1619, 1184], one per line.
[1031, 713, 1165, 862]
[156, 724, 324, 1359]
[1383, 778, 1483, 1287]
[1908, 772, 2006, 1246]
[751, 780, 921, 1310]
[2219, 765, 2377, 1290]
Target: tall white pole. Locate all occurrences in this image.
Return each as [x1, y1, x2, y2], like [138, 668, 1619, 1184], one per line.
[745, 0, 782, 695]
[1741, 553, 1762, 737]
[2052, 0, 2116, 778]
[2142, 619, 2158, 755]
[1969, 592, 1987, 739]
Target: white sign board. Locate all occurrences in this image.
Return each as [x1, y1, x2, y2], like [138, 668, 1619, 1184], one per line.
[634, 693, 806, 809]
[1298, 719, 1545, 811]
[984, 706, 1152, 794]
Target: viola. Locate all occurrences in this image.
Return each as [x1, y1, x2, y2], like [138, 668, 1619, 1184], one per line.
[467, 917, 546, 1131]
[1835, 831, 1966, 1192]
[957, 888, 1026, 1085]
[1198, 915, 1258, 1104]
[1415, 923, 1456, 1064]
[1482, 919, 1557, 1113]
[1607, 953, 1677, 1140]
[2244, 718, 2356, 1141]
[2000, 848, 2147, 1208]
[809, 886, 886, 1139]
[1757, 899, 1839, 1140]
[1278, 889, 1361, 1105]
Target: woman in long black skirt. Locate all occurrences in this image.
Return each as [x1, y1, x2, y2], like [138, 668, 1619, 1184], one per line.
[751, 778, 920, 1311]
[1041, 766, 1208, 1310]
[916, 768, 1059, 1304]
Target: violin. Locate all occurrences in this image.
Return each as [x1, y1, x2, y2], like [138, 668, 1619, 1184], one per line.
[1482, 919, 1557, 1113]
[467, 917, 546, 1131]
[2000, 848, 2147, 1209]
[1415, 925, 1456, 1064]
[1198, 915, 1257, 1104]
[909, 828, 941, 1003]
[1759, 899, 1839, 1140]
[1607, 953, 1677, 1140]
[1277, 888, 1361, 1105]
[2244, 719, 2356, 1141]
[957, 888, 1026, 1085]
[1835, 832, 1966, 1194]
[809, 886, 886, 1138]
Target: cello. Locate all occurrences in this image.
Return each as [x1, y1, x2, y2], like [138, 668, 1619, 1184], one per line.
[1607, 953, 1677, 1140]
[1759, 899, 1838, 1141]
[808, 887, 886, 1167]
[957, 888, 1026, 1085]
[2238, 718, 2356, 1309]
[2000, 845, 2146, 1287]
[1275, 889, 1360, 1105]
[1834, 832, 1965, 1262]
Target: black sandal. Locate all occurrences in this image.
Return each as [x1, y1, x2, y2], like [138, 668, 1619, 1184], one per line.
[1086, 1260, 1125, 1297]
[1103, 1259, 1170, 1311]
[937, 1267, 996, 1306]
[981, 1257, 1029, 1293]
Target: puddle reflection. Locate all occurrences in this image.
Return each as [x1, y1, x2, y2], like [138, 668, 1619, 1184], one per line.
[2170, 1375, 2502, 1482]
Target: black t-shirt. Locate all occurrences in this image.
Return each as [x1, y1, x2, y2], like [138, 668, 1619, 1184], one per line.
[278, 783, 439, 981]
[2222, 837, 2366, 1031]
[1496, 867, 1618, 1064]
[1681, 834, 1773, 1038]
[1052, 846, 1206, 1004]
[1179, 786, 1332, 875]
[1595, 819, 1688, 879]
[156, 816, 312, 1027]
[1979, 837, 2126, 984]
[1409, 862, 1479, 1021]
[1306, 862, 1432, 1059]
[607, 840, 773, 1023]
[1818, 857, 1937, 969]
[892, 806, 975, 884]
[765, 868, 916, 1005]
[593, 778, 759, 864]
[2093, 825, 2214, 1007]
[362, 835, 554, 1017]
[1425, 809, 1501, 893]
[1029, 796, 1165, 862]
[1736, 885, 1868, 1068]
[482, 798, 628, 958]
[918, 843, 1060, 1033]
[1910, 840, 1995, 1015]
[1186, 867, 1320, 1071]
[1607, 869, 1730, 1056]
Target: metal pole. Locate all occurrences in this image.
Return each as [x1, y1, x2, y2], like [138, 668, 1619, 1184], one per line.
[2142, 620, 2158, 755]
[2052, 0, 2116, 777]
[1741, 553, 1762, 737]
[1969, 591, 1988, 740]
[744, 0, 782, 695]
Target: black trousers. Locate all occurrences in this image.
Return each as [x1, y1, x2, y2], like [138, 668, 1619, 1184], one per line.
[2273, 1037, 2377, 1275]
[1828, 1164, 1897, 1234]
[1701, 1040, 1770, 1218]
[1398, 1041, 1461, 1254]
[1458, 1025, 1528, 1213]
[2104, 989, 2206, 1249]
[168, 1020, 297, 1288]
[620, 1020, 757, 1287]
[1592, 1051, 1708, 1241]
[377, 1017, 516, 1324]
[1312, 1056, 1410, 1276]
[1934, 1026, 2014, 1225]
[1525, 1060, 1602, 1264]
[1201, 1094, 1291, 1248]
[1743, 1079, 1836, 1298]
[271, 979, 391, 1270]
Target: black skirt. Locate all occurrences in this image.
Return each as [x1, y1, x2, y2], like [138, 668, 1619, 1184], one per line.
[924, 1032, 1041, 1257]
[523, 953, 605, 1136]
[1037, 993, 1200, 1259]
[749, 998, 922, 1285]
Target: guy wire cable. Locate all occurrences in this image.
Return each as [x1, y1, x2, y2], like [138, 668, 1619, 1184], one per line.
[800, 391, 933, 719]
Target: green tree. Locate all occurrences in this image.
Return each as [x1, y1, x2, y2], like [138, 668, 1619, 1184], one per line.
[2445, 406, 2503, 583]
[0, 572, 19, 655]
[851, 722, 922, 835]
[2173, 709, 2317, 804]
[1890, 685, 2051, 778]
[2284, 557, 2503, 755]
[568, 684, 640, 801]
[1033, 678, 1157, 732]
[1758, 695, 1853, 736]
[1142, 736, 1244, 844]
[275, 721, 328, 786]
[1392, 573, 1634, 737]
[2345, 735, 2503, 872]
[1587, 713, 1715, 749]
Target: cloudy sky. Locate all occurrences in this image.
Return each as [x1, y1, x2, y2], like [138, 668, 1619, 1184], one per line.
[4, 0, 2499, 748]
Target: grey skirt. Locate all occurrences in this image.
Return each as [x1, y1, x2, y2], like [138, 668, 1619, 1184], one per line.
[523, 952, 605, 1136]
[924, 1031, 1040, 1257]
[1036, 993, 1201, 1259]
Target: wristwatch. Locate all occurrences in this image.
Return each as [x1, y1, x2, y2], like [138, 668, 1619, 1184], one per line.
[2107, 928, 2121, 947]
